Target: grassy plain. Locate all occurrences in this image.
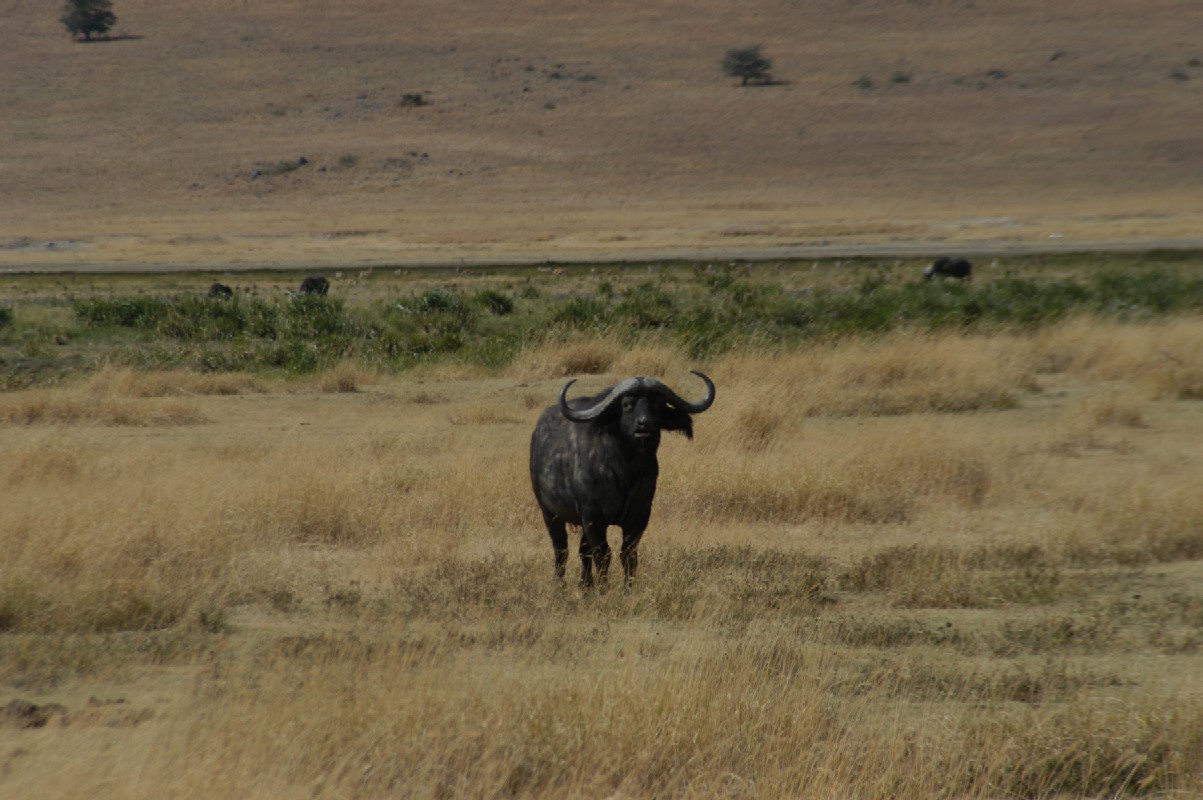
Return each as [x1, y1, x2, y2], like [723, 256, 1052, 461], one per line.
[5, 1, 1203, 790]
[4, 0, 1203, 269]
[2, 262, 1203, 798]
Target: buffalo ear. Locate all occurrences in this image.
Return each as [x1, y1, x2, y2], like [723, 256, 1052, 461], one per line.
[661, 409, 694, 439]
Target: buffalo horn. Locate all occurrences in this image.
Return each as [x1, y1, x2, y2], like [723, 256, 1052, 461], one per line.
[559, 371, 715, 422]
[649, 370, 716, 414]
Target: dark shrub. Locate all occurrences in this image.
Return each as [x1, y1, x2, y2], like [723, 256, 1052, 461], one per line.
[475, 289, 514, 316]
[60, 0, 116, 41]
[722, 45, 774, 86]
[283, 295, 358, 341]
[616, 282, 675, 328]
[551, 295, 610, 328]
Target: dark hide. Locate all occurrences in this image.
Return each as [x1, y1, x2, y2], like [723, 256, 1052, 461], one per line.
[924, 257, 973, 280]
[207, 282, 234, 298]
[299, 276, 330, 295]
[529, 373, 714, 587]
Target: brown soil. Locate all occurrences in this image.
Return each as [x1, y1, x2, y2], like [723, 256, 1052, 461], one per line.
[4, 0, 1202, 270]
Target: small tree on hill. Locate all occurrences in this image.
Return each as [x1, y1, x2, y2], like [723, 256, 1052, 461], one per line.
[722, 45, 774, 86]
[60, 0, 117, 41]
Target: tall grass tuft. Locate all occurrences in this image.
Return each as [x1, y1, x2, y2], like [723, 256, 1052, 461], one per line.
[0, 368, 212, 426]
[666, 428, 991, 525]
[1066, 483, 1203, 566]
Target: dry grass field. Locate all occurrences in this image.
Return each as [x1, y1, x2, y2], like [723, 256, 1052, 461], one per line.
[4, 0, 1203, 269]
[4, 1, 1203, 795]
[2, 312, 1203, 798]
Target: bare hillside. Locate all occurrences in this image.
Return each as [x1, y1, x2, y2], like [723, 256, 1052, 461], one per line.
[3, 0, 1202, 268]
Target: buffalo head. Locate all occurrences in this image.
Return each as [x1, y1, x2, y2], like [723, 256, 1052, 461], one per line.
[557, 372, 714, 446]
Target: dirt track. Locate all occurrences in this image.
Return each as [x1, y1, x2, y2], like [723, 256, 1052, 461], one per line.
[4, 234, 1203, 274]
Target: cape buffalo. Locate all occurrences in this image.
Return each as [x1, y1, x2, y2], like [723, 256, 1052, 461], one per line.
[207, 282, 234, 299]
[299, 276, 330, 295]
[924, 257, 972, 280]
[530, 371, 716, 586]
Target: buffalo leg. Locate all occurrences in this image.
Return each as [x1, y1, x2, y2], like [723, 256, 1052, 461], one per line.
[581, 522, 611, 586]
[542, 511, 569, 580]
[578, 528, 594, 586]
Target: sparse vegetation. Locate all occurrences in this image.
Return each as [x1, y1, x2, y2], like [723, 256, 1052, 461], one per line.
[4, 257, 1201, 382]
[253, 156, 309, 177]
[7, 0, 1202, 279]
[59, 0, 116, 41]
[722, 45, 774, 86]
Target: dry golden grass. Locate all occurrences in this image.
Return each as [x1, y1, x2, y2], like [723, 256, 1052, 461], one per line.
[510, 336, 624, 379]
[1032, 317, 1203, 399]
[710, 330, 1036, 419]
[2, 318, 1203, 798]
[0, 366, 273, 425]
[667, 426, 992, 525]
[316, 362, 380, 394]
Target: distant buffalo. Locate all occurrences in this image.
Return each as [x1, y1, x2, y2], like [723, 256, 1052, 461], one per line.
[207, 282, 234, 298]
[299, 276, 330, 295]
[530, 371, 716, 586]
[924, 257, 972, 280]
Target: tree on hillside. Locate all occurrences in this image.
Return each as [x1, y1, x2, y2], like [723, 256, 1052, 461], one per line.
[722, 45, 774, 86]
[60, 0, 117, 41]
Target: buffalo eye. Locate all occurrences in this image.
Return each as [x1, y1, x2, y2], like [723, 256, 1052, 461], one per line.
[622, 397, 636, 412]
